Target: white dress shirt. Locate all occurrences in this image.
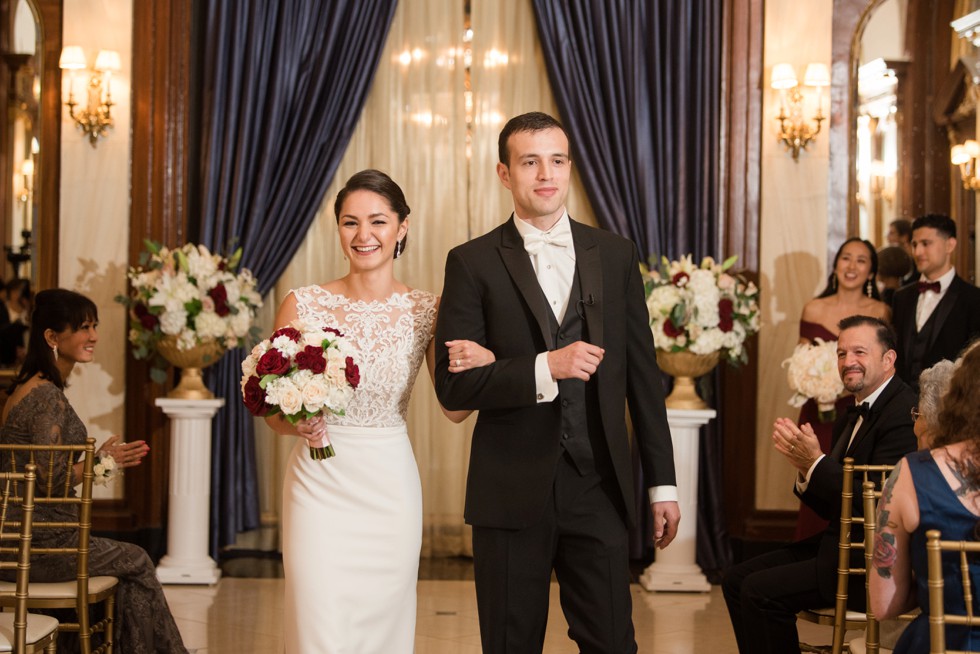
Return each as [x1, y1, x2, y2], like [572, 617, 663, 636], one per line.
[915, 267, 956, 331]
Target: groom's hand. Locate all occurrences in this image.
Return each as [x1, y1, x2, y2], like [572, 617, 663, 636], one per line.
[651, 500, 680, 549]
[547, 341, 604, 381]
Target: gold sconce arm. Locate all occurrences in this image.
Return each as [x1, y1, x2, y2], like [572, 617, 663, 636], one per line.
[771, 62, 829, 162]
[59, 47, 119, 148]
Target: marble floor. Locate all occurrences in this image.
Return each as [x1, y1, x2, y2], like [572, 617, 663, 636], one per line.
[161, 562, 846, 653]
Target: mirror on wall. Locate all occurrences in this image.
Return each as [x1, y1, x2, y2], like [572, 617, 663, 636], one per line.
[4, 0, 40, 284]
[1, 0, 62, 298]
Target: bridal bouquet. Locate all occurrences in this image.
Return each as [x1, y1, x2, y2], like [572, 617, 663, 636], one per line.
[642, 254, 760, 366]
[783, 338, 844, 421]
[241, 324, 361, 459]
[117, 240, 263, 383]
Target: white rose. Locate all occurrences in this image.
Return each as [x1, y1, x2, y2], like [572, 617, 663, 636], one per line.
[266, 378, 303, 416]
[241, 355, 258, 380]
[177, 329, 196, 350]
[301, 376, 331, 413]
[195, 311, 228, 340]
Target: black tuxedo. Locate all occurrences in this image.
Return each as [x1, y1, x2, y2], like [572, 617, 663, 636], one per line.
[892, 274, 980, 386]
[723, 376, 917, 654]
[434, 216, 673, 653]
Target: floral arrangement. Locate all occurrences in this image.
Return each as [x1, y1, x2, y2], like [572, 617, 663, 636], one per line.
[116, 241, 263, 383]
[93, 453, 120, 487]
[642, 255, 760, 366]
[783, 337, 845, 420]
[240, 324, 361, 459]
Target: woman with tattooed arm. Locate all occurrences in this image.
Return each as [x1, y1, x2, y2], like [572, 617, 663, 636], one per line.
[870, 343, 980, 652]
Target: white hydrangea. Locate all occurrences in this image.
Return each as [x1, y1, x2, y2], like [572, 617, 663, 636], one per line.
[194, 311, 227, 340]
[159, 309, 188, 335]
[271, 334, 301, 358]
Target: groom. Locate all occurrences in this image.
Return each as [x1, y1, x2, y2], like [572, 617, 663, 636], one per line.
[435, 111, 679, 653]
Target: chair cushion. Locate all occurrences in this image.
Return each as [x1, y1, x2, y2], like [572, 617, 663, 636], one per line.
[0, 612, 60, 650]
[0, 575, 118, 599]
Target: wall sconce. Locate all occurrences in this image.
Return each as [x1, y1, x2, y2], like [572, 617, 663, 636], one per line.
[951, 139, 980, 190]
[771, 63, 830, 161]
[59, 46, 121, 147]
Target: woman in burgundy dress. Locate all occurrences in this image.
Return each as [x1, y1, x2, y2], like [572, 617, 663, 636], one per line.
[793, 237, 891, 539]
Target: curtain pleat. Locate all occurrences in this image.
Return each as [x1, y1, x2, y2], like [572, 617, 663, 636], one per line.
[196, 0, 398, 556]
[531, 0, 730, 577]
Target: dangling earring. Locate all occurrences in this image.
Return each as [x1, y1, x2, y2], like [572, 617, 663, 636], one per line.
[394, 239, 404, 259]
[52, 345, 59, 361]
[831, 273, 838, 292]
[866, 277, 874, 298]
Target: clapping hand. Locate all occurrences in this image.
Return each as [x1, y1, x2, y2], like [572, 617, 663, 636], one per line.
[98, 435, 149, 469]
[772, 418, 823, 474]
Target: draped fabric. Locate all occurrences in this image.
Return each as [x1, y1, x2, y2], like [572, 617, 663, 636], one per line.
[531, 0, 729, 576]
[197, 0, 398, 555]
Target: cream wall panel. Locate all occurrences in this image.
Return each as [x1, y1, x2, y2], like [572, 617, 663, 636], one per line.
[756, 0, 833, 512]
[59, 0, 132, 499]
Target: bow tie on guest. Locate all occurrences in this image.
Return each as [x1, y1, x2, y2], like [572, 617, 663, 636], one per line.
[523, 229, 573, 257]
[847, 402, 870, 418]
[917, 280, 941, 294]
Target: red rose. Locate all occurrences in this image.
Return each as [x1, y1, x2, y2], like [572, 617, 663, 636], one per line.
[672, 272, 689, 287]
[242, 376, 268, 416]
[345, 356, 360, 389]
[134, 303, 159, 330]
[271, 327, 302, 342]
[295, 346, 327, 373]
[718, 298, 734, 333]
[872, 533, 898, 576]
[256, 348, 290, 376]
[663, 320, 684, 338]
[208, 284, 230, 317]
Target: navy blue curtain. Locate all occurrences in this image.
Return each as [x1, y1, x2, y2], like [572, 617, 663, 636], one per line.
[197, 0, 398, 556]
[531, 0, 729, 578]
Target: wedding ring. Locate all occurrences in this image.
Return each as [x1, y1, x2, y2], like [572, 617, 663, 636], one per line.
[455, 359, 461, 367]
[790, 444, 796, 452]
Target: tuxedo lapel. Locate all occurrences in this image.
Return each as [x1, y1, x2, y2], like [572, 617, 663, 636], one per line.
[498, 217, 553, 348]
[925, 276, 963, 350]
[570, 220, 604, 348]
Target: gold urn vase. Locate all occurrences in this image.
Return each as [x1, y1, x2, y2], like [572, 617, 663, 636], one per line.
[656, 350, 720, 410]
[155, 336, 226, 400]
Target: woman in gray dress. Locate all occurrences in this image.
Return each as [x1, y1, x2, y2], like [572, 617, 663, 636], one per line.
[0, 288, 187, 653]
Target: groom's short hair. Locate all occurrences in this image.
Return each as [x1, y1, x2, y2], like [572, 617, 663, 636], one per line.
[498, 112, 567, 166]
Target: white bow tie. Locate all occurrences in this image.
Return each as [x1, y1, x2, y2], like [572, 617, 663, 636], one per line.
[523, 230, 572, 257]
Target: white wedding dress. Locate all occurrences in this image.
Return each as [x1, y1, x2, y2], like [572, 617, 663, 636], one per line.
[281, 286, 435, 654]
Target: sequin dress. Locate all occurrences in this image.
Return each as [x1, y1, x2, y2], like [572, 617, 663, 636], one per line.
[281, 286, 436, 653]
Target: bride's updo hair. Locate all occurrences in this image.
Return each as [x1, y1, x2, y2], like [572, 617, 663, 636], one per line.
[11, 288, 99, 391]
[333, 169, 411, 258]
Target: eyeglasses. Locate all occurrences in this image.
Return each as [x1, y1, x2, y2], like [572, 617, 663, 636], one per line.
[911, 407, 920, 421]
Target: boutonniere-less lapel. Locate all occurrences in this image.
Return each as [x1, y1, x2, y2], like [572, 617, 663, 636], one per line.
[498, 217, 553, 348]
[926, 277, 962, 348]
[569, 221, 604, 349]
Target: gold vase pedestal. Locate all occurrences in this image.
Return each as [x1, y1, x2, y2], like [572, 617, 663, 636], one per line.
[655, 350, 720, 410]
[155, 336, 226, 400]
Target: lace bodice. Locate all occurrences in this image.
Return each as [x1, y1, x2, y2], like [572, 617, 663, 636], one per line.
[290, 286, 437, 428]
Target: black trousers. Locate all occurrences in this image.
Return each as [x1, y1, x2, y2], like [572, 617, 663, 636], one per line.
[471, 452, 636, 654]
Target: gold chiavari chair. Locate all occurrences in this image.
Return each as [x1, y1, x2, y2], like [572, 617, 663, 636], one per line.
[799, 458, 895, 654]
[0, 464, 58, 653]
[0, 439, 117, 654]
[926, 529, 980, 653]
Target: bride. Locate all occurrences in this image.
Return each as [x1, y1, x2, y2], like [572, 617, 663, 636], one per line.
[266, 169, 492, 653]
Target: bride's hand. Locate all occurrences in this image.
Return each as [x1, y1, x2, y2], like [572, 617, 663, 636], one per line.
[445, 340, 495, 373]
[296, 415, 329, 447]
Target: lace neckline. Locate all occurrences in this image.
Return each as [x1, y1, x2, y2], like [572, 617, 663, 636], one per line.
[311, 287, 422, 308]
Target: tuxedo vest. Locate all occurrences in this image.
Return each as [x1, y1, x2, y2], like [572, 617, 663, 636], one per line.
[906, 302, 941, 385]
[544, 268, 610, 477]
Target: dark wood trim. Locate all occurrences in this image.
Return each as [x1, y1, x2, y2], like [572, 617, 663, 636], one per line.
[741, 509, 798, 541]
[719, 0, 765, 540]
[115, 0, 194, 542]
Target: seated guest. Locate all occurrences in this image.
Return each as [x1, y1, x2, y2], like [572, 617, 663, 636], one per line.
[870, 343, 980, 652]
[0, 289, 188, 653]
[877, 245, 913, 305]
[891, 214, 980, 389]
[723, 315, 916, 654]
[913, 360, 955, 450]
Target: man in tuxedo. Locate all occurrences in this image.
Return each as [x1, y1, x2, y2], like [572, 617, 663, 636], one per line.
[891, 214, 980, 388]
[723, 315, 916, 653]
[434, 111, 679, 654]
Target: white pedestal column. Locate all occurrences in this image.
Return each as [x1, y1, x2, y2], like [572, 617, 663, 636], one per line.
[640, 408, 716, 593]
[155, 398, 224, 585]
